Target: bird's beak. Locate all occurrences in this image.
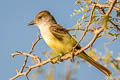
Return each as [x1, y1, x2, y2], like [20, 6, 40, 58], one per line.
[27, 21, 35, 26]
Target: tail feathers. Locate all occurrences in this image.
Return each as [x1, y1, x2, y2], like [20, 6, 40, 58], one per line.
[77, 52, 112, 76]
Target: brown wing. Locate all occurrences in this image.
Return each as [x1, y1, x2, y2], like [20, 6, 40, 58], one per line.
[49, 24, 70, 40]
[49, 24, 82, 49]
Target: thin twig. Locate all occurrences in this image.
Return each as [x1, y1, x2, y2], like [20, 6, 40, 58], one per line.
[66, 27, 94, 33]
[10, 34, 41, 80]
[109, 20, 120, 32]
[19, 33, 41, 73]
[102, 9, 120, 32]
[106, 0, 117, 16]
[73, 4, 96, 51]
[90, 1, 120, 12]
[70, 4, 96, 61]
[79, 4, 95, 42]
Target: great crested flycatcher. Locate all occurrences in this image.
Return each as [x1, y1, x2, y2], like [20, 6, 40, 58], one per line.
[27, 10, 112, 76]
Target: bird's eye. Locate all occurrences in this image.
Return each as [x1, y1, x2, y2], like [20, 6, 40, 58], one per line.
[38, 16, 42, 19]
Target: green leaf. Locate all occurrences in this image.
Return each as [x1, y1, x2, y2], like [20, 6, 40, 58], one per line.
[74, 9, 81, 13]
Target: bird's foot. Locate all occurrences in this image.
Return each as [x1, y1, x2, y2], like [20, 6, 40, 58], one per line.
[50, 54, 64, 64]
[58, 54, 64, 62]
[71, 52, 75, 62]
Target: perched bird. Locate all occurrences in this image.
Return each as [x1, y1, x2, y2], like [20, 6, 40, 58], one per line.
[27, 10, 112, 76]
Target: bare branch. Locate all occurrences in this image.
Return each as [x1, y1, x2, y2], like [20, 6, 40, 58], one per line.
[10, 34, 41, 80]
[20, 33, 41, 73]
[106, 0, 117, 16]
[78, 4, 96, 43]
[66, 27, 101, 34]
[90, 1, 120, 12]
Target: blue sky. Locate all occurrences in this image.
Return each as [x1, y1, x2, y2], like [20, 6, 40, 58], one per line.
[0, 0, 120, 80]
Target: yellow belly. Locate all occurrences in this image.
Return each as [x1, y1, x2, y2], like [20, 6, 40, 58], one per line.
[41, 30, 76, 54]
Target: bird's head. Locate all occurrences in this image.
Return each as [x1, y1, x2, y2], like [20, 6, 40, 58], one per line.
[27, 10, 56, 26]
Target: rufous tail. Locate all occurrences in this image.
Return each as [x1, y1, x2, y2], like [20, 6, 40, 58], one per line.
[77, 52, 112, 76]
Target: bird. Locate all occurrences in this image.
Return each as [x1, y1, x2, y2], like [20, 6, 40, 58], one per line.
[27, 10, 112, 76]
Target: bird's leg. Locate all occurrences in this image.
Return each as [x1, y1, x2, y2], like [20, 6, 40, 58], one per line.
[71, 47, 76, 62]
[50, 55, 60, 64]
[58, 53, 64, 62]
[71, 52, 75, 62]
[50, 53, 64, 64]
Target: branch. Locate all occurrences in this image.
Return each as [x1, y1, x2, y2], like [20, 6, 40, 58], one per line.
[66, 27, 101, 34]
[69, 4, 96, 60]
[90, 1, 120, 12]
[109, 20, 120, 32]
[106, 0, 117, 16]
[10, 34, 41, 80]
[21, 34, 41, 73]
[101, 6, 120, 32]
[73, 0, 116, 59]
[78, 4, 96, 42]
